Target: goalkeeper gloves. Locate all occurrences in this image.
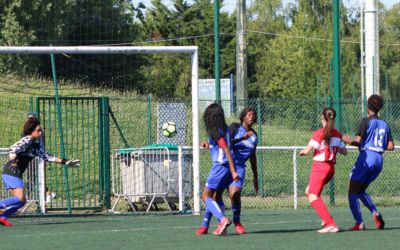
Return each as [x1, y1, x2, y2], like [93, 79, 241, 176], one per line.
[62, 159, 80, 167]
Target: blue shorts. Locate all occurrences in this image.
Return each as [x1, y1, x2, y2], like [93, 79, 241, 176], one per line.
[205, 164, 233, 190]
[2, 174, 24, 190]
[350, 151, 383, 184]
[229, 165, 246, 189]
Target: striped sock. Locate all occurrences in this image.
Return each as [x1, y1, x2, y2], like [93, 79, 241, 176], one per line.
[201, 209, 212, 228]
[1, 201, 24, 219]
[205, 198, 224, 222]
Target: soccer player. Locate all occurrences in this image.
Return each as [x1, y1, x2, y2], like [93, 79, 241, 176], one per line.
[343, 94, 394, 230]
[300, 107, 347, 233]
[24, 112, 55, 203]
[0, 117, 80, 226]
[197, 103, 238, 236]
[196, 107, 258, 235]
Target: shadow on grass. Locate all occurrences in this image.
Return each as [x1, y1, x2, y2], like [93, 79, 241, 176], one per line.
[248, 228, 317, 234]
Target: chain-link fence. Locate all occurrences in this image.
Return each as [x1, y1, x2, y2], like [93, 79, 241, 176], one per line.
[1, 96, 400, 211]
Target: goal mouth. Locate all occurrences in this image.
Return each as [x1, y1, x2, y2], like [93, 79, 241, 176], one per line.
[0, 46, 201, 215]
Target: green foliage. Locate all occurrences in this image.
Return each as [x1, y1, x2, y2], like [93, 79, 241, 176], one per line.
[138, 0, 236, 98]
[0, 1, 399, 99]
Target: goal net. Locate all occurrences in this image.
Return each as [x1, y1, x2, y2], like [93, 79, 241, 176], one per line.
[0, 46, 200, 214]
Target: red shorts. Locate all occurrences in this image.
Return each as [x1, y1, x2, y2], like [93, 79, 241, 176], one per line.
[306, 161, 335, 196]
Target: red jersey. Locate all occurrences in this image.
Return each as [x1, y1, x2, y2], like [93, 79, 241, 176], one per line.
[308, 128, 345, 163]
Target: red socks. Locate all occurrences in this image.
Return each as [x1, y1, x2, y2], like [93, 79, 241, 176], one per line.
[310, 198, 335, 226]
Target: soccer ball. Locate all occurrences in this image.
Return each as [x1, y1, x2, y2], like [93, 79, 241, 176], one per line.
[162, 121, 177, 138]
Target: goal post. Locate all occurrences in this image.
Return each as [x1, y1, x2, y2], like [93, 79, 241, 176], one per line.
[0, 46, 201, 215]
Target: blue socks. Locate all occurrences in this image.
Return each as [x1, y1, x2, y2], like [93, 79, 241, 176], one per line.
[232, 203, 241, 223]
[0, 197, 21, 209]
[202, 199, 225, 228]
[2, 202, 24, 219]
[201, 209, 212, 228]
[358, 192, 377, 214]
[0, 197, 24, 219]
[204, 198, 225, 222]
[349, 192, 363, 224]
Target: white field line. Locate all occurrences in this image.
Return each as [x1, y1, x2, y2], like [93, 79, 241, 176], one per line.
[10, 217, 400, 238]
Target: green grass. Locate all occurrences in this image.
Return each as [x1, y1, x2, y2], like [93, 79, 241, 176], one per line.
[2, 207, 400, 250]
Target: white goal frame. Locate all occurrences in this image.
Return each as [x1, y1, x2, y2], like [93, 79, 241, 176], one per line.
[0, 46, 201, 215]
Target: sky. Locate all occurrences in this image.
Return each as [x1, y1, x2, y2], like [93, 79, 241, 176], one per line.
[138, 0, 397, 13]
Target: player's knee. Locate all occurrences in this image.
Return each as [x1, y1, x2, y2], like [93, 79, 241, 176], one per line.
[16, 195, 26, 204]
[348, 181, 363, 194]
[202, 189, 214, 201]
[231, 191, 241, 202]
[308, 194, 318, 203]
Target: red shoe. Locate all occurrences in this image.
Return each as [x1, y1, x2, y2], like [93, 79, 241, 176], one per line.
[213, 218, 231, 236]
[234, 222, 246, 234]
[373, 212, 385, 230]
[0, 218, 13, 226]
[195, 226, 208, 235]
[349, 223, 365, 231]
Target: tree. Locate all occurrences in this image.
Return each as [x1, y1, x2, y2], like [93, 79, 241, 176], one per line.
[247, 0, 361, 99]
[140, 0, 235, 98]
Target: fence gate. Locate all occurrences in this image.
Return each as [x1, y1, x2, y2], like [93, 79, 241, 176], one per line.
[36, 97, 110, 212]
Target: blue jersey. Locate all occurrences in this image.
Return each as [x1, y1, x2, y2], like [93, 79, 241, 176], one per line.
[230, 124, 258, 167]
[208, 126, 232, 167]
[357, 115, 392, 153]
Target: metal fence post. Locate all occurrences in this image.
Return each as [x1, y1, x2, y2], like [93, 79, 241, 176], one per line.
[329, 178, 335, 205]
[178, 146, 184, 211]
[293, 148, 298, 210]
[50, 52, 72, 214]
[256, 98, 264, 196]
[147, 94, 152, 145]
[102, 97, 111, 209]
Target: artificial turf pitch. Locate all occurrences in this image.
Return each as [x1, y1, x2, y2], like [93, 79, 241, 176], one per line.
[1, 207, 400, 250]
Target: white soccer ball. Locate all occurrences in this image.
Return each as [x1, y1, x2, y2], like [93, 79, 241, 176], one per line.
[162, 121, 177, 138]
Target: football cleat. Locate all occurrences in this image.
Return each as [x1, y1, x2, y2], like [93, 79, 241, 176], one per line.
[195, 226, 208, 235]
[0, 218, 13, 226]
[318, 224, 339, 234]
[349, 223, 366, 231]
[373, 212, 385, 230]
[213, 218, 232, 236]
[234, 222, 246, 234]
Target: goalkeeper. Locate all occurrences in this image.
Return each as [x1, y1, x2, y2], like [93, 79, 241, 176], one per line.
[0, 117, 80, 226]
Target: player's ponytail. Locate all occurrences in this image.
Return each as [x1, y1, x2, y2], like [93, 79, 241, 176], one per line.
[322, 108, 336, 146]
[203, 103, 228, 137]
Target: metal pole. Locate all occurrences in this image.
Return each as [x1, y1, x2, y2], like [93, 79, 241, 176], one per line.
[333, 0, 342, 130]
[360, 0, 365, 114]
[256, 98, 263, 196]
[147, 94, 152, 145]
[178, 146, 184, 211]
[365, 0, 379, 97]
[214, 0, 221, 103]
[191, 50, 200, 215]
[236, 0, 247, 107]
[293, 149, 298, 210]
[50, 52, 72, 214]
